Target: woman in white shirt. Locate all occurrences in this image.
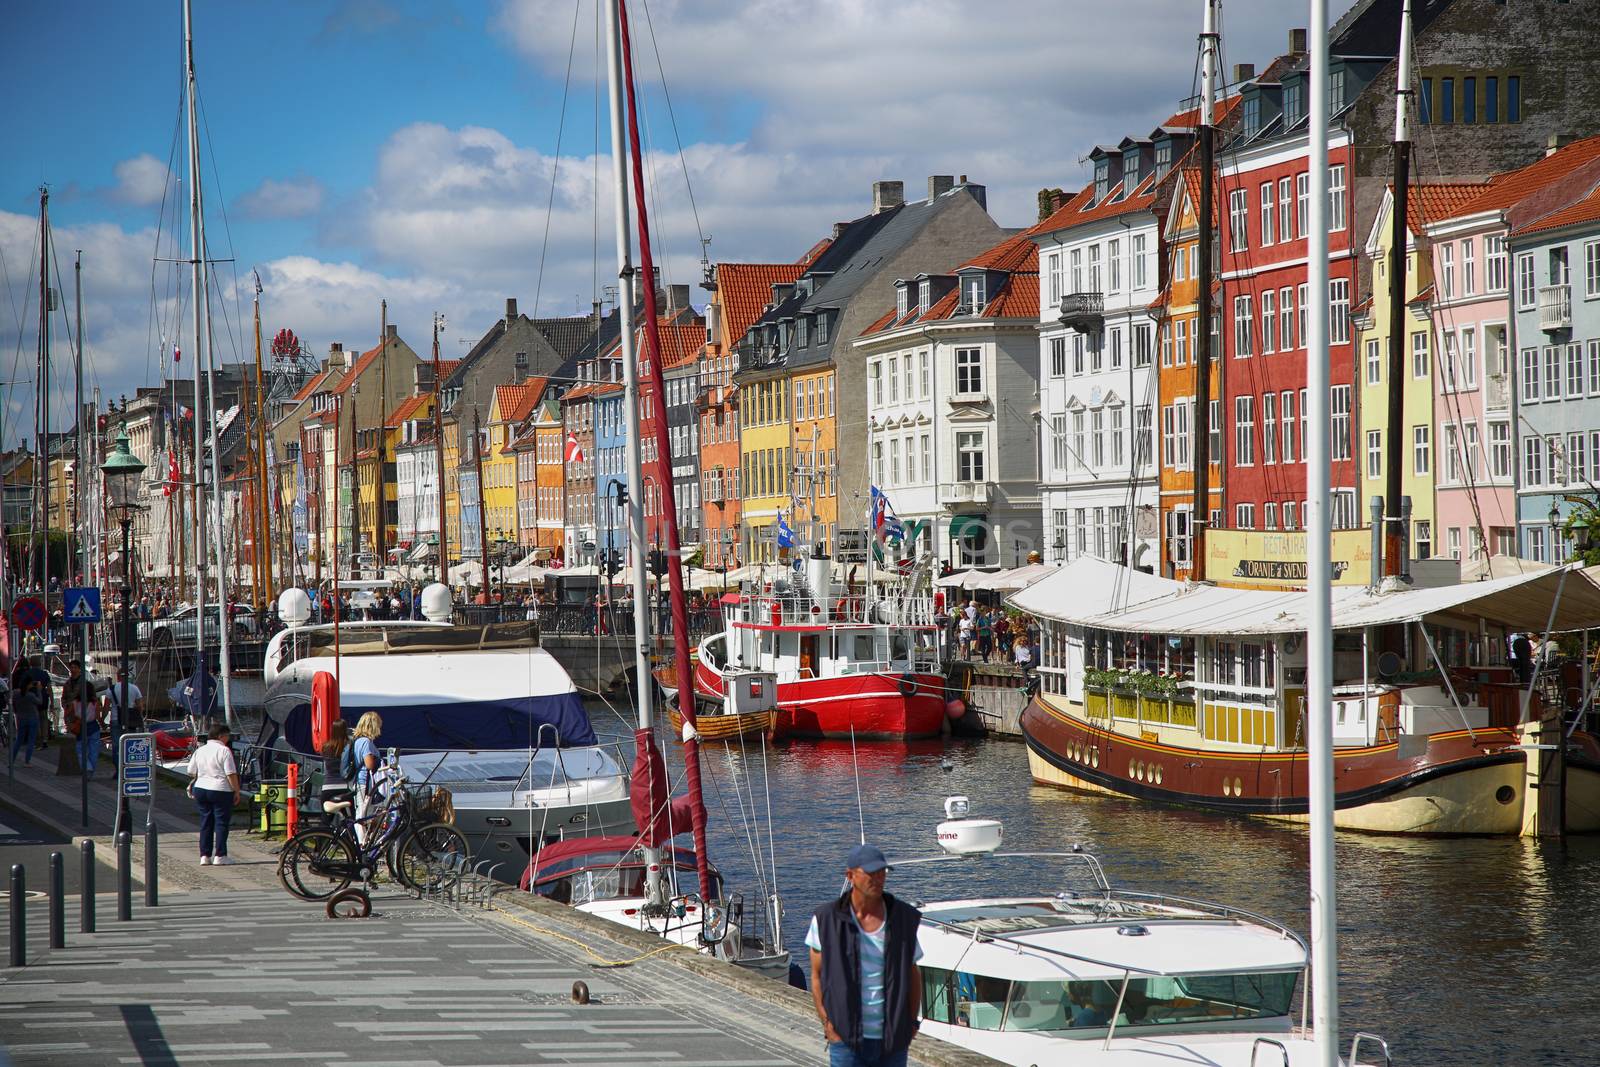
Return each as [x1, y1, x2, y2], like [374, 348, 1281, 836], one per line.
[187, 723, 242, 865]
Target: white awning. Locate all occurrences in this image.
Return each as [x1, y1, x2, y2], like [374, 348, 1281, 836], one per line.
[975, 563, 1057, 592]
[1008, 555, 1600, 635]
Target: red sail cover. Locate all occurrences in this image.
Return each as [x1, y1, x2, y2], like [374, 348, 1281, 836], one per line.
[629, 727, 692, 847]
[311, 670, 339, 751]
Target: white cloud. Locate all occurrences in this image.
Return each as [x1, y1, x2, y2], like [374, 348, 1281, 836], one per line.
[110, 153, 171, 207]
[237, 176, 326, 220]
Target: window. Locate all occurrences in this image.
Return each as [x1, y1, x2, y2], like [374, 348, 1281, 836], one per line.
[1155, 140, 1172, 176]
[818, 315, 830, 346]
[1487, 235, 1507, 292]
[1072, 334, 1085, 375]
[1570, 432, 1588, 486]
[1441, 76, 1455, 123]
[1235, 396, 1255, 465]
[1591, 340, 1600, 397]
[1265, 503, 1278, 530]
[1166, 508, 1191, 565]
[1366, 429, 1382, 479]
[956, 432, 985, 482]
[918, 280, 930, 312]
[1134, 234, 1149, 289]
[1109, 326, 1124, 371]
[1296, 172, 1309, 238]
[964, 273, 987, 311]
[1111, 406, 1125, 467]
[1527, 524, 1547, 563]
[1283, 501, 1297, 530]
[1466, 422, 1481, 479]
[1285, 79, 1303, 124]
[1490, 421, 1511, 479]
[1278, 177, 1293, 243]
[1440, 244, 1455, 299]
[1050, 415, 1068, 474]
[1236, 503, 1255, 529]
[1328, 165, 1346, 231]
[1280, 287, 1295, 350]
[1508, 75, 1520, 122]
[1443, 333, 1462, 391]
[1280, 389, 1296, 464]
[1047, 252, 1063, 305]
[1297, 285, 1309, 347]
[1108, 239, 1122, 293]
[1260, 182, 1275, 245]
[1174, 318, 1188, 366]
[1051, 509, 1069, 561]
[1414, 520, 1432, 560]
[1133, 324, 1153, 368]
[796, 316, 809, 348]
[1420, 77, 1434, 123]
[1088, 245, 1102, 292]
[1091, 408, 1105, 467]
[1366, 338, 1382, 385]
[1135, 404, 1153, 467]
[1233, 295, 1254, 357]
[1568, 342, 1585, 397]
[895, 286, 908, 318]
[889, 437, 901, 484]
[1329, 279, 1350, 345]
[1486, 75, 1499, 122]
[1520, 347, 1540, 404]
[1261, 291, 1276, 355]
[1544, 345, 1563, 401]
[1411, 331, 1429, 379]
[1517, 253, 1536, 309]
[1586, 241, 1600, 299]
[870, 362, 883, 407]
[1049, 336, 1067, 377]
[918, 349, 930, 398]
[1524, 434, 1543, 486]
[1463, 76, 1477, 123]
[1072, 410, 1086, 469]
[954, 348, 983, 395]
[903, 354, 914, 401]
[1463, 240, 1476, 295]
[1330, 385, 1351, 462]
[1229, 189, 1249, 251]
[1262, 392, 1277, 464]
[1069, 249, 1082, 292]
[1089, 332, 1103, 373]
[920, 434, 931, 485]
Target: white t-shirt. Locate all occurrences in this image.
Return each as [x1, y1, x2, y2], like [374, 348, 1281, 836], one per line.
[806, 910, 924, 1041]
[189, 740, 239, 792]
[103, 682, 144, 726]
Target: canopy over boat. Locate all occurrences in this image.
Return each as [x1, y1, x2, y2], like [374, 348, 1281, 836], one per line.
[1009, 556, 1600, 636]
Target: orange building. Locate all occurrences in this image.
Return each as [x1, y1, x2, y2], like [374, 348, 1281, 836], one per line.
[1156, 165, 1222, 581]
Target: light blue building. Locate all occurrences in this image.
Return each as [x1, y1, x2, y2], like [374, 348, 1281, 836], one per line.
[1509, 190, 1600, 562]
[593, 385, 629, 566]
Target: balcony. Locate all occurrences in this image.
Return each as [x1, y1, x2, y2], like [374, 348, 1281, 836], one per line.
[1485, 372, 1510, 412]
[705, 480, 724, 504]
[938, 481, 991, 508]
[1538, 283, 1571, 332]
[1058, 291, 1105, 333]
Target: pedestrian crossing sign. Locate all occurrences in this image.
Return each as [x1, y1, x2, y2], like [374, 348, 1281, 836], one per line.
[64, 586, 101, 624]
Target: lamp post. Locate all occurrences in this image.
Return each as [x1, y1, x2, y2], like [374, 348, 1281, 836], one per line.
[101, 426, 146, 838]
[1549, 500, 1563, 562]
[1053, 535, 1067, 565]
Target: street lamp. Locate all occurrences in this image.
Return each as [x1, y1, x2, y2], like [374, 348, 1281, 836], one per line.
[1549, 500, 1563, 561]
[1053, 534, 1067, 565]
[100, 425, 146, 838]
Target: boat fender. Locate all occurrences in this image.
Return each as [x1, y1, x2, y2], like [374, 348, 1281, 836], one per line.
[898, 674, 918, 698]
[325, 887, 371, 919]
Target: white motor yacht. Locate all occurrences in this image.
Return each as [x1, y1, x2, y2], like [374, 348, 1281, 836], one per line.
[899, 798, 1390, 1066]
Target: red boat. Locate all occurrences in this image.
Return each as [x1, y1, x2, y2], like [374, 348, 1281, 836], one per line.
[682, 558, 951, 741]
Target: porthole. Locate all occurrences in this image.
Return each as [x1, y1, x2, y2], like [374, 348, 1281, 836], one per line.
[1091, 748, 1100, 769]
[1129, 759, 1138, 778]
[1495, 785, 1516, 805]
[1222, 779, 1234, 797]
[1154, 766, 1164, 786]
[1233, 777, 1244, 796]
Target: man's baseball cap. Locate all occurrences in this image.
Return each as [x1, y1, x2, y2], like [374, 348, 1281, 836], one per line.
[846, 843, 888, 873]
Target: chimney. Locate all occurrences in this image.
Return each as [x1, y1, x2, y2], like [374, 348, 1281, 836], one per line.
[928, 175, 955, 200]
[872, 180, 904, 214]
[385, 323, 398, 340]
[832, 222, 850, 239]
[505, 297, 518, 322]
[962, 182, 988, 211]
[1233, 63, 1255, 84]
[1289, 27, 1307, 53]
[329, 342, 345, 369]
[668, 283, 691, 312]
[1548, 133, 1578, 156]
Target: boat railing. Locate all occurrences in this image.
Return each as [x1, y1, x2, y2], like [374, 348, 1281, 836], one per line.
[1349, 1031, 1392, 1067]
[1250, 1037, 1291, 1067]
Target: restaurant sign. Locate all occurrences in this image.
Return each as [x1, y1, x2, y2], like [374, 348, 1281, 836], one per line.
[1204, 529, 1373, 588]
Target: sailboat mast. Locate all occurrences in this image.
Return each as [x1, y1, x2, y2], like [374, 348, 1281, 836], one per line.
[1305, 0, 1339, 1061]
[74, 252, 85, 590]
[201, 230, 235, 727]
[253, 282, 267, 604]
[1382, 0, 1415, 579]
[38, 188, 51, 603]
[617, 0, 713, 902]
[432, 313, 448, 581]
[1192, 0, 1219, 568]
[377, 300, 388, 571]
[602, 0, 664, 905]
[183, 0, 209, 674]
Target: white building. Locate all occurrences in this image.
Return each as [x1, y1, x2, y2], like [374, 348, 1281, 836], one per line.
[1033, 141, 1171, 570]
[852, 233, 1042, 567]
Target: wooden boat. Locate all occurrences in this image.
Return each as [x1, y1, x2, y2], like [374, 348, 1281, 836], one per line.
[666, 703, 775, 742]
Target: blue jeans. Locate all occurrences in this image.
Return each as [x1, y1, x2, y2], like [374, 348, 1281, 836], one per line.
[827, 1038, 907, 1067]
[10, 718, 38, 764]
[194, 787, 236, 858]
[77, 723, 101, 775]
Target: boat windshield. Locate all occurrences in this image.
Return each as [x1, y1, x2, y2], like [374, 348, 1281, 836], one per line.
[922, 968, 1298, 1032]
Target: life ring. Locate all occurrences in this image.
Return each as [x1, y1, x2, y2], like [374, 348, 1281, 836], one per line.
[898, 674, 918, 698]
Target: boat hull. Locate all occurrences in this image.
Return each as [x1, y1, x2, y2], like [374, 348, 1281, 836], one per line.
[693, 659, 947, 740]
[666, 706, 776, 742]
[1021, 696, 1527, 835]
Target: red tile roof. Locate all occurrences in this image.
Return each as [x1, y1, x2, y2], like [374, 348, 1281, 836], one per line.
[493, 379, 547, 424]
[1514, 184, 1600, 238]
[385, 393, 431, 428]
[862, 236, 1040, 335]
[290, 369, 333, 403]
[1405, 182, 1488, 227]
[1441, 135, 1600, 220]
[797, 238, 833, 268]
[1160, 95, 1241, 131]
[960, 231, 1039, 273]
[331, 343, 383, 395]
[715, 263, 807, 345]
[985, 273, 1040, 319]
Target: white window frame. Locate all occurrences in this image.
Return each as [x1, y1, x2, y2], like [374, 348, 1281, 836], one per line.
[954, 347, 984, 396]
[1260, 182, 1275, 245]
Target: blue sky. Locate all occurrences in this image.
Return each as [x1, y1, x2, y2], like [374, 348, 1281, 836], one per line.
[1, 0, 1298, 428]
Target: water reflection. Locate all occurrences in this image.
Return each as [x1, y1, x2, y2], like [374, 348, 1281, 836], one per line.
[607, 718, 1600, 1063]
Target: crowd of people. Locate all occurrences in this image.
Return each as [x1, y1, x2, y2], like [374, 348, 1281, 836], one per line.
[942, 599, 1039, 678]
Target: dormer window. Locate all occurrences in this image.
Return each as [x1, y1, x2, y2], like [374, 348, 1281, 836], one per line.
[896, 285, 909, 318]
[1244, 94, 1260, 136]
[797, 316, 810, 348]
[1094, 158, 1111, 202]
[1328, 68, 1346, 115]
[1284, 80, 1303, 125]
[918, 280, 931, 312]
[1123, 151, 1140, 195]
[963, 274, 987, 313]
[817, 314, 830, 346]
[1154, 140, 1172, 177]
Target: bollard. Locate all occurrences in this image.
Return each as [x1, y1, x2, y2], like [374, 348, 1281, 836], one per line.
[144, 820, 159, 908]
[285, 762, 300, 839]
[116, 832, 132, 922]
[8, 865, 24, 967]
[79, 840, 95, 933]
[48, 852, 64, 949]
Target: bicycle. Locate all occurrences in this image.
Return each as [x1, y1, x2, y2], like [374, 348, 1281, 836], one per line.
[277, 775, 467, 901]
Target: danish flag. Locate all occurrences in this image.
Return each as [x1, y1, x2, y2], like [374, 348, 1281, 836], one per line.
[163, 451, 181, 497]
[564, 431, 585, 464]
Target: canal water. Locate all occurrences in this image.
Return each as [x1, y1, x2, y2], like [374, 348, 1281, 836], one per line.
[598, 710, 1598, 1065]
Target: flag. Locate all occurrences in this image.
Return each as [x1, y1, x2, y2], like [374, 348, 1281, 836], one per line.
[564, 431, 585, 464]
[163, 451, 181, 497]
[179, 405, 192, 420]
[869, 485, 905, 544]
[173, 343, 181, 364]
[776, 514, 795, 550]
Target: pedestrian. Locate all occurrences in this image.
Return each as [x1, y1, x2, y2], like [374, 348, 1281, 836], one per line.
[187, 723, 241, 865]
[103, 667, 145, 735]
[1510, 633, 1534, 684]
[63, 661, 101, 775]
[1014, 635, 1034, 679]
[9, 676, 43, 765]
[350, 711, 384, 844]
[957, 612, 974, 661]
[975, 608, 993, 664]
[993, 613, 1011, 659]
[319, 719, 354, 824]
[807, 843, 923, 1067]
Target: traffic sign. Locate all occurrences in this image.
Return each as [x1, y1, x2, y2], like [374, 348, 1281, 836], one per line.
[64, 586, 101, 624]
[119, 732, 154, 800]
[121, 766, 151, 781]
[11, 596, 46, 632]
[122, 781, 151, 797]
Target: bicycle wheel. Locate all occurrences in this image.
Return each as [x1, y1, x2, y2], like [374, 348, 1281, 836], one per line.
[395, 822, 469, 893]
[278, 829, 356, 900]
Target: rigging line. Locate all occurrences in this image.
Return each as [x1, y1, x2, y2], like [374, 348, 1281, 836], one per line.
[4, 217, 40, 439]
[532, 0, 585, 320]
[147, 82, 189, 389]
[593, 0, 601, 311]
[848, 722, 866, 845]
[196, 87, 247, 364]
[637, 0, 707, 250]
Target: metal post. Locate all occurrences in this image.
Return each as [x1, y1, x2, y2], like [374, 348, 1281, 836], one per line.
[116, 514, 133, 838]
[144, 820, 159, 908]
[79, 839, 95, 932]
[116, 831, 131, 921]
[8, 865, 23, 967]
[48, 851, 64, 948]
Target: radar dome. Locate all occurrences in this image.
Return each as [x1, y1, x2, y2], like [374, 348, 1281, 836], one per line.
[278, 587, 312, 627]
[421, 582, 453, 623]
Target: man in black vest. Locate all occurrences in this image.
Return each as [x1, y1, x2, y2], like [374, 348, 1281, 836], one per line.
[806, 844, 922, 1067]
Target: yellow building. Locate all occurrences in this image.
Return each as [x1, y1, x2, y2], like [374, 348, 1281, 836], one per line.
[788, 366, 837, 553]
[485, 383, 539, 556]
[737, 373, 790, 562]
[1356, 184, 1449, 562]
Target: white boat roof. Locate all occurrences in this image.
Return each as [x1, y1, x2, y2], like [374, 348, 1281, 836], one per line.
[277, 645, 577, 704]
[917, 898, 1306, 982]
[1009, 555, 1600, 635]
